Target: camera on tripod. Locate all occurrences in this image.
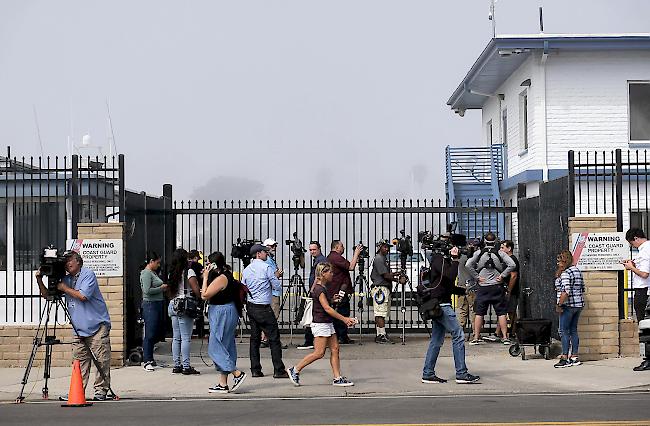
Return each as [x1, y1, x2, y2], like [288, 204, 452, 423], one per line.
[418, 222, 470, 258]
[357, 242, 370, 259]
[285, 232, 306, 270]
[231, 238, 258, 268]
[39, 246, 68, 297]
[393, 230, 413, 270]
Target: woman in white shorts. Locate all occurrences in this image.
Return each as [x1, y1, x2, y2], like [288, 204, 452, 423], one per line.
[287, 262, 357, 387]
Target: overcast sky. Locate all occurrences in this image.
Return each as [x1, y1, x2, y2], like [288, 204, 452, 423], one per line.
[1, 1, 649, 201]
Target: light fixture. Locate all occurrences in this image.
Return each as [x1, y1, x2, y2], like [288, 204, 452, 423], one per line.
[520, 79, 531, 87]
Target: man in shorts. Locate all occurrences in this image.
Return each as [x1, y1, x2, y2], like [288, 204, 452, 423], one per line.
[370, 239, 399, 344]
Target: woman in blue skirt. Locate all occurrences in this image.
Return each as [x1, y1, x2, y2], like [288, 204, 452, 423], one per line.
[200, 251, 247, 393]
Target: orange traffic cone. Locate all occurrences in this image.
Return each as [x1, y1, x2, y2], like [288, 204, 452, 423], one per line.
[61, 360, 92, 407]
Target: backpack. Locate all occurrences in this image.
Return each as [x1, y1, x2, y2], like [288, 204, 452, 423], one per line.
[478, 245, 507, 273]
[231, 275, 250, 317]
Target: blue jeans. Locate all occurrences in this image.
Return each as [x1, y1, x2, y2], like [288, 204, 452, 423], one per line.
[141, 300, 164, 362]
[168, 300, 195, 368]
[208, 302, 239, 374]
[422, 305, 468, 379]
[559, 306, 582, 356]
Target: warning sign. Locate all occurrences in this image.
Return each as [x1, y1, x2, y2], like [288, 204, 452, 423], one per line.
[571, 232, 628, 271]
[66, 239, 123, 277]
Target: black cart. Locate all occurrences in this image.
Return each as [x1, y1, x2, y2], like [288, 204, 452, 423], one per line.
[508, 287, 552, 360]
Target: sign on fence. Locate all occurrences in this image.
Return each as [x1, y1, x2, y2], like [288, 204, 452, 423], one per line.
[66, 239, 124, 277]
[571, 232, 627, 271]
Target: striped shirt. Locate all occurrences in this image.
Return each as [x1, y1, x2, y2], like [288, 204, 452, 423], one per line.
[555, 266, 585, 308]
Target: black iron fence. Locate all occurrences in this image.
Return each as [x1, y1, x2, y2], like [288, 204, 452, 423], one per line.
[173, 198, 516, 334]
[0, 147, 124, 324]
[568, 149, 650, 319]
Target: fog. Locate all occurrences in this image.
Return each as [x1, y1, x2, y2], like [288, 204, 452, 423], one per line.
[1, 1, 649, 202]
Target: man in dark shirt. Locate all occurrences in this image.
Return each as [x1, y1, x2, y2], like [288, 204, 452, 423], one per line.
[499, 240, 520, 338]
[327, 240, 362, 344]
[297, 241, 327, 350]
[370, 239, 399, 344]
[421, 244, 480, 384]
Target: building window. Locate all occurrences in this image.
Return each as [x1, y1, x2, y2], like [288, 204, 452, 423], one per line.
[630, 211, 650, 236]
[629, 82, 650, 142]
[13, 202, 66, 270]
[519, 91, 528, 150]
[486, 120, 493, 145]
[502, 109, 508, 150]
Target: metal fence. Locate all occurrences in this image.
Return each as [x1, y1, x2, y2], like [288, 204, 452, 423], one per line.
[173, 198, 516, 334]
[0, 147, 124, 324]
[568, 149, 650, 319]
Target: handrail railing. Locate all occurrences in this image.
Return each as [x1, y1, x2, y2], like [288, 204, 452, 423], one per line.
[446, 144, 503, 184]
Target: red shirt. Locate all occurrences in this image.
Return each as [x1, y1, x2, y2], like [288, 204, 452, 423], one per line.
[326, 251, 352, 297]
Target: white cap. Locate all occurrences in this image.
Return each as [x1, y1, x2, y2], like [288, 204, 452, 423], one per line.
[263, 238, 278, 247]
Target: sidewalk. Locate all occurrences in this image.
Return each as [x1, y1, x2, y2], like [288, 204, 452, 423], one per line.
[2, 335, 649, 402]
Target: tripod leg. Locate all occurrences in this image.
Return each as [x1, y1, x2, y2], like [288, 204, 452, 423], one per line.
[15, 300, 51, 403]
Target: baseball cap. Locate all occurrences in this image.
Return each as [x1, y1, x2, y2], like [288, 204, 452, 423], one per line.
[250, 244, 269, 256]
[262, 238, 278, 247]
[376, 239, 391, 248]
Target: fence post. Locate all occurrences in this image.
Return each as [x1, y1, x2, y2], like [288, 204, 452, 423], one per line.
[163, 184, 174, 269]
[71, 155, 79, 238]
[118, 154, 125, 222]
[568, 150, 575, 218]
[615, 149, 624, 319]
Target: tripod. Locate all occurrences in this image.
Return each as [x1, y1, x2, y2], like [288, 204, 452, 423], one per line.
[355, 258, 368, 345]
[16, 293, 118, 403]
[279, 260, 307, 346]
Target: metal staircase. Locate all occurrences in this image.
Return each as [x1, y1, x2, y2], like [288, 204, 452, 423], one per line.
[445, 144, 504, 239]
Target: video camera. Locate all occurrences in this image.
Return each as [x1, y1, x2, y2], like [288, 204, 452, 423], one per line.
[418, 222, 470, 258]
[358, 242, 370, 259]
[393, 230, 413, 270]
[285, 232, 307, 270]
[40, 246, 68, 297]
[231, 238, 258, 268]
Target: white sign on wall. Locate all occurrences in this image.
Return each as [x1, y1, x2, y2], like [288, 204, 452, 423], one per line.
[571, 232, 628, 271]
[66, 239, 123, 277]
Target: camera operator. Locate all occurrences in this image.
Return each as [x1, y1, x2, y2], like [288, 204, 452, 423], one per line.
[242, 244, 288, 379]
[35, 251, 113, 401]
[465, 232, 516, 345]
[421, 242, 480, 384]
[297, 241, 327, 350]
[262, 238, 286, 349]
[327, 240, 363, 345]
[456, 242, 478, 334]
[370, 239, 399, 344]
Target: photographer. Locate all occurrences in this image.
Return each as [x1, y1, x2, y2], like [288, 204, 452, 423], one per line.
[35, 251, 113, 401]
[465, 232, 516, 345]
[242, 244, 288, 378]
[327, 240, 363, 345]
[420, 243, 480, 384]
[370, 239, 399, 344]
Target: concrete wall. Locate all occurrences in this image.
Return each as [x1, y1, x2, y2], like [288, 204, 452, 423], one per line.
[0, 222, 126, 367]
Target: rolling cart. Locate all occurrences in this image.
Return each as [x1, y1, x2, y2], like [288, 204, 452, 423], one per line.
[508, 287, 552, 360]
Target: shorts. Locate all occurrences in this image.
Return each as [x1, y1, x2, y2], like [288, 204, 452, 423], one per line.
[507, 293, 519, 314]
[371, 286, 392, 319]
[475, 285, 508, 316]
[310, 322, 335, 337]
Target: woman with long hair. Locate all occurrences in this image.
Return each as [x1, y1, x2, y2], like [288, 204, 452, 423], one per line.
[554, 250, 586, 368]
[200, 251, 247, 393]
[167, 248, 201, 375]
[287, 262, 357, 387]
[140, 251, 168, 371]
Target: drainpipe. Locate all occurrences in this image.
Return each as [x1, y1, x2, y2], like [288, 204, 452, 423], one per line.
[540, 43, 549, 181]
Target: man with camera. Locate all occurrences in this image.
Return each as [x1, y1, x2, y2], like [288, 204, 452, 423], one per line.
[242, 244, 289, 378]
[327, 240, 363, 345]
[420, 240, 480, 384]
[370, 239, 399, 344]
[465, 232, 516, 345]
[35, 251, 113, 401]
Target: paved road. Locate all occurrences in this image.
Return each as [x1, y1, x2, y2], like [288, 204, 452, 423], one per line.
[3, 391, 650, 425]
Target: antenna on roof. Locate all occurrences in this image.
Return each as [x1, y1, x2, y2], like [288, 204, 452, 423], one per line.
[488, 0, 497, 38]
[32, 105, 44, 157]
[539, 6, 544, 33]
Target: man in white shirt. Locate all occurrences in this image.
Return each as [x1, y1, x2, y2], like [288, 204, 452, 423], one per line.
[624, 228, 650, 322]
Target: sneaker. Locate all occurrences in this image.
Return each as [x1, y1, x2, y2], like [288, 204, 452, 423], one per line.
[482, 334, 501, 343]
[569, 357, 581, 366]
[260, 340, 269, 348]
[633, 360, 650, 371]
[143, 361, 155, 372]
[92, 393, 115, 401]
[456, 373, 480, 384]
[469, 339, 484, 345]
[333, 376, 354, 387]
[501, 338, 511, 345]
[230, 372, 247, 392]
[58, 394, 68, 401]
[172, 366, 183, 374]
[296, 344, 314, 350]
[287, 367, 300, 387]
[375, 334, 391, 344]
[208, 384, 229, 394]
[182, 366, 201, 375]
[251, 371, 265, 378]
[273, 370, 289, 379]
[421, 375, 447, 384]
[554, 358, 570, 368]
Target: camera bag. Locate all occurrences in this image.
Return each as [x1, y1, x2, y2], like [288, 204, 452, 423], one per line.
[172, 270, 201, 318]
